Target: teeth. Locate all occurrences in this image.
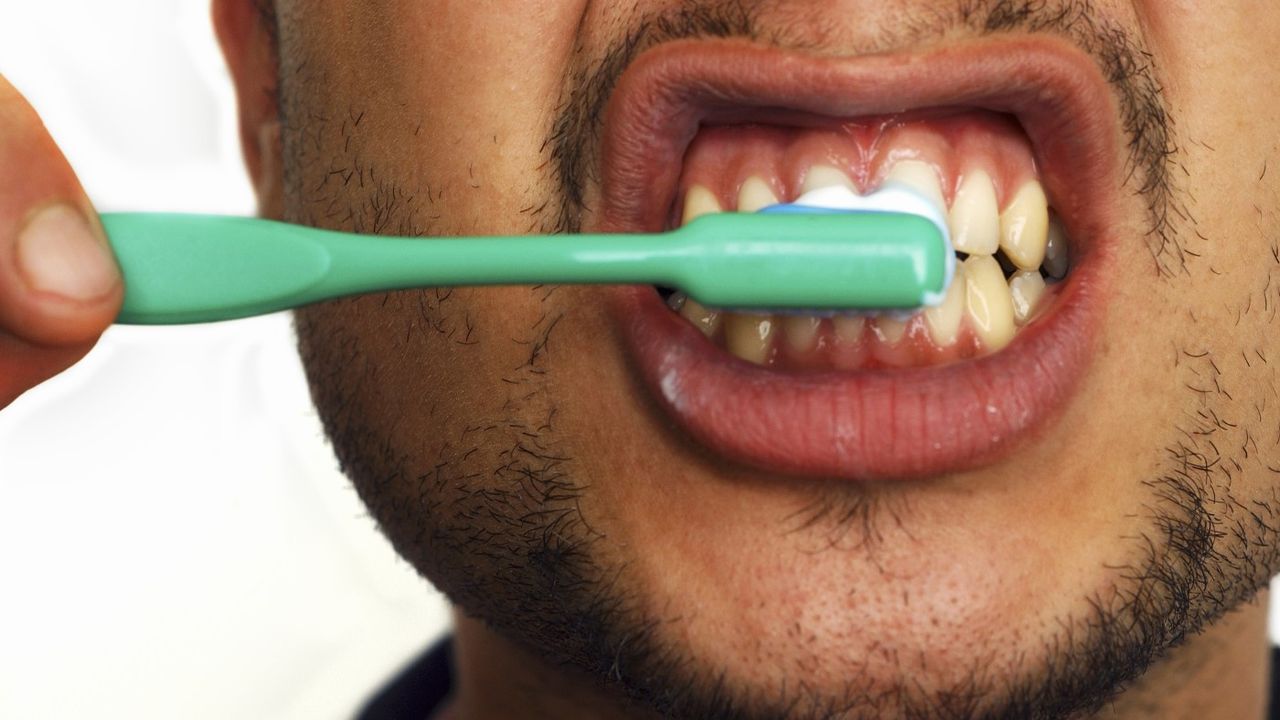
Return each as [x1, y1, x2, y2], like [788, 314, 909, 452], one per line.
[874, 316, 910, 345]
[725, 313, 776, 364]
[738, 176, 780, 213]
[682, 185, 722, 224]
[964, 255, 1016, 351]
[833, 316, 866, 344]
[949, 169, 1000, 256]
[801, 164, 856, 194]
[680, 298, 722, 338]
[672, 161, 1070, 366]
[884, 160, 946, 214]
[783, 315, 822, 354]
[1044, 216, 1070, 280]
[924, 262, 967, 346]
[999, 181, 1049, 271]
[1009, 271, 1047, 326]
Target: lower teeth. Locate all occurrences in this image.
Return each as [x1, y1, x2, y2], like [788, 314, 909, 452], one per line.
[664, 241, 1066, 369]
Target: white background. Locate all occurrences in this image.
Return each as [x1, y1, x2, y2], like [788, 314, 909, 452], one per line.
[0, 2, 450, 718]
[1, 2, 1278, 719]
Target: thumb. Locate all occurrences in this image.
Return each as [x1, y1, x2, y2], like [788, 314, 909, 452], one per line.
[0, 75, 123, 408]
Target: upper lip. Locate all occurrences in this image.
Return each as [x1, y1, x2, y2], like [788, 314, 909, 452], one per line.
[590, 36, 1122, 480]
[592, 35, 1120, 245]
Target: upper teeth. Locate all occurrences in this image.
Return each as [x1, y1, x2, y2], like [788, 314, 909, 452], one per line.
[676, 160, 1068, 367]
[682, 185, 723, 224]
[802, 164, 857, 194]
[950, 169, 1001, 256]
[885, 160, 947, 213]
[1044, 216, 1070, 280]
[1000, 181, 1050, 270]
[737, 176, 781, 213]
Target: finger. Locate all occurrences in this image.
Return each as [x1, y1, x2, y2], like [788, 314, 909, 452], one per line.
[0, 332, 94, 409]
[0, 75, 122, 406]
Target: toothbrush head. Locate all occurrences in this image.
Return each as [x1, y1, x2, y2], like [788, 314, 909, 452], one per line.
[673, 184, 953, 313]
[759, 184, 955, 308]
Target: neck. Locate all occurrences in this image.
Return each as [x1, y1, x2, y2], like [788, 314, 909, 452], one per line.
[439, 594, 1272, 720]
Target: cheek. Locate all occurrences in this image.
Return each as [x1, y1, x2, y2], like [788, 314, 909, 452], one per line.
[292, 1, 592, 234]
[1140, 1, 1280, 124]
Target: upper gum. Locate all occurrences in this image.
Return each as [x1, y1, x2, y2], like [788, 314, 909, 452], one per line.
[679, 111, 1042, 212]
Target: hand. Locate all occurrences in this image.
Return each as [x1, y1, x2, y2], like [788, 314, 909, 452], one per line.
[0, 76, 123, 409]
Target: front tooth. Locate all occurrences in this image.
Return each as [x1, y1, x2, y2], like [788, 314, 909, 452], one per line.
[682, 185, 723, 224]
[832, 316, 866, 345]
[1044, 216, 1070, 279]
[884, 160, 946, 213]
[738, 176, 780, 213]
[783, 315, 822, 354]
[999, 181, 1049, 271]
[964, 255, 1016, 351]
[1009, 271, 1047, 325]
[801, 164, 856, 194]
[874, 316, 910, 345]
[949, 169, 1000, 256]
[680, 298, 722, 338]
[924, 263, 967, 346]
[725, 313, 776, 364]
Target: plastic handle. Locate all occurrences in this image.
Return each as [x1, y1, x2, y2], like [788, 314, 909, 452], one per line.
[103, 214, 676, 324]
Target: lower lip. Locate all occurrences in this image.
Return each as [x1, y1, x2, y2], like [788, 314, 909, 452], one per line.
[611, 257, 1102, 480]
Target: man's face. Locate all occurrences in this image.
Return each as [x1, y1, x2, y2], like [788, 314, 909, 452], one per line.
[271, 1, 1280, 716]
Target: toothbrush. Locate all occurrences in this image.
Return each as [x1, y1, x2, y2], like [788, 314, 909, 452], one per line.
[102, 185, 952, 325]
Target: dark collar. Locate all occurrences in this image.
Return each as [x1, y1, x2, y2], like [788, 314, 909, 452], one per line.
[355, 639, 1280, 719]
[356, 638, 453, 720]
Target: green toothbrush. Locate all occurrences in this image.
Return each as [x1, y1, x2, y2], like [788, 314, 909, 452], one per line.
[102, 185, 952, 325]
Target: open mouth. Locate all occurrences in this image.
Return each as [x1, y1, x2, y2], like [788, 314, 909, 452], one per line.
[664, 110, 1069, 369]
[594, 37, 1120, 480]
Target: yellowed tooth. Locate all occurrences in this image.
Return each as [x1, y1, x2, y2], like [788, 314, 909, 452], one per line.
[682, 185, 722, 225]
[725, 313, 776, 364]
[924, 262, 967, 346]
[874, 316, 910, 345]
[679, 298, 722, 338]
[783, 315, 822, 354]
[1044, 216, 1070, 279]
[801, 164, 856, 194]
[1000, 181, 1049, 271]
[737, 176, 780, 213]
[1009, 270, 1047, 326]
[950, 169, 1000, 256]
[884, 160, 946, 213]
[964, 255, 1017, 351]
[832, 316, 866, 345]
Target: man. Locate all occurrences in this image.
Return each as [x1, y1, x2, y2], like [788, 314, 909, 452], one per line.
[3, 1, 1279, 718]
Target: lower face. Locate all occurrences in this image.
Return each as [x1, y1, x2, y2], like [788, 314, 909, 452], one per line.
[281, 2, 1280, 717]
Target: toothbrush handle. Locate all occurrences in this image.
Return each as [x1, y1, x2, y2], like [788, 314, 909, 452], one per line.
[104, 209, 947, 324]
[102, 213, 674, 324]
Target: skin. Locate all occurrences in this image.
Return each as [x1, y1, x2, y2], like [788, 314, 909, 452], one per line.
[5, 0, 1280, 718]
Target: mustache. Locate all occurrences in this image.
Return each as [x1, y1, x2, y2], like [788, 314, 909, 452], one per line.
[547, 0, 1183, 276]
[547, 0, 755, 231]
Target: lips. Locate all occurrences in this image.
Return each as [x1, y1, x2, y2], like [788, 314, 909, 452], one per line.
[591, 36, 1120, 480]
